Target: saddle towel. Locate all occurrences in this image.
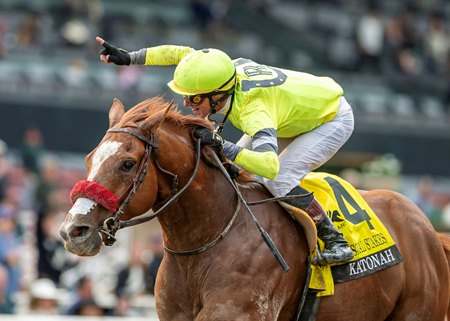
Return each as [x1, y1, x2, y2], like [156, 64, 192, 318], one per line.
[300, 172, 403, 296]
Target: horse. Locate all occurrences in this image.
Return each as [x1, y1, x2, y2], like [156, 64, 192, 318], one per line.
[59, 96, 450, 321]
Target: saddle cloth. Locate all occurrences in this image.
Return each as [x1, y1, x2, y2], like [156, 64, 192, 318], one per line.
[299, 172, 403, 297]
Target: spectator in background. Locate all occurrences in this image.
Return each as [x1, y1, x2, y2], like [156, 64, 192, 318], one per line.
[189, 0, 231, 43]
[0, 20, 8, 59]
[0, 205, 22, 298]
[52, 0, 92, 48]
[113, 295, 134, 317]
[355, 2, 384, 73]
[35, 156, 61, 212]
[37, 208, 75, 285]
[189, 0, 214, 34]
[15, 11, 40, 49]
[26, 278, 59, 315]
[113, 232, 163, 316]
[72, 299, 105, 316]
[20, 127, 44, 176]
[423, 12, 449, 75]
[65, 276, 99, 315]
[0, 264, 14, 314]
[3, 164, 36, 213]
[410, 176, 438, 219]
[60, 19, 90, 48]
[189, 0, 226, 41]
[34, 157, 73, 285]
[385, 7, 423, 75]
[64, 58, 89, 89]
[441, 201, 450, 231]
[115, 244, 152, 299]
[0, 139, 10, 202]
[148, 231, 163, 295]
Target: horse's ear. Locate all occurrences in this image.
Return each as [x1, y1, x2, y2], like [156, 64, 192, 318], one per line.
[141, 101, 173, 132]
[109, 98, 126, 128]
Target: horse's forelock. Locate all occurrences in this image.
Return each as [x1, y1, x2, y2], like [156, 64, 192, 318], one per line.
[118, 96, 214, 132]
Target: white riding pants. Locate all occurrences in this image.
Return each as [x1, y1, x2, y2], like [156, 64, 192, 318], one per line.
[237, 97, 354, 197]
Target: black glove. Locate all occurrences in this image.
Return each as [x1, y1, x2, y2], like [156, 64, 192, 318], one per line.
[100, 41, 131, 65]
[193, 128, 224, 150]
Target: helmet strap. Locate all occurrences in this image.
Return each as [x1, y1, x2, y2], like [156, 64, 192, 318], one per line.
[206, 69, 237, 127]
[207, 88, 234, 114]
[215, 91, 235, 134]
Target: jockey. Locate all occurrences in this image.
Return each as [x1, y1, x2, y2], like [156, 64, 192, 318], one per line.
[96, 36, 355, 266]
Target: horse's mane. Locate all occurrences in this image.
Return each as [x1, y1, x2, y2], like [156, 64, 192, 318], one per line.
[118, 96, 214, 131]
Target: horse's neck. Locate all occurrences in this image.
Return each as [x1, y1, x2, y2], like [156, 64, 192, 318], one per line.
[157, 164, 238, 251]
[159, 165, 238, 250]
[154, 129, 238, 251]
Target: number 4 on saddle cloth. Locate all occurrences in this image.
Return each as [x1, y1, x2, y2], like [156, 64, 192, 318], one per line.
[280, 172, 403, 297]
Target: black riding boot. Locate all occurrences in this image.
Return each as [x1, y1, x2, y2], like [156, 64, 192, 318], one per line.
[286, 186, 354, 266]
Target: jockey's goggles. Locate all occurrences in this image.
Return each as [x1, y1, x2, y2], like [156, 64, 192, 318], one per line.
[183, 94, 206, 105]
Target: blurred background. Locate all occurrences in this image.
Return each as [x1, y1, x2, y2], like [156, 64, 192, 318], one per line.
[0, 0, 449, 318]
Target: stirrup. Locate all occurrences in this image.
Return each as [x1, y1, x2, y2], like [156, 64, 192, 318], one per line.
[312, 245, 354, 266]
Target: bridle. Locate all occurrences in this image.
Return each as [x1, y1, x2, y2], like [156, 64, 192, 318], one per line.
[98, 127, 183, 246]
[92, 127, 241, 255]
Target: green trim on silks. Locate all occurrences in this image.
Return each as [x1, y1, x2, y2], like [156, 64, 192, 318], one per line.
[235, 149, 279, 179]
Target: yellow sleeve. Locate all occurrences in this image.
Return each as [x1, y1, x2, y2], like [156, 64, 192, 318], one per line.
[234, 149, 279, 179]
[144, 45, 195, 66]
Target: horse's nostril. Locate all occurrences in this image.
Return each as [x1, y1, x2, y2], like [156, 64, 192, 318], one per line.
[69, 225, 91, 238]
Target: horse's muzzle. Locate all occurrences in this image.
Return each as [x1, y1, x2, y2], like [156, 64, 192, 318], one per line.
[59, 221, 102, 256]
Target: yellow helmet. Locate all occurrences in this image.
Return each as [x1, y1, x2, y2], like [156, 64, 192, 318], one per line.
[167, 48, 236, 96]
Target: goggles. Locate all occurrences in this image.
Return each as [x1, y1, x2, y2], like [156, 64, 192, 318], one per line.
[183, 94, 206, 105]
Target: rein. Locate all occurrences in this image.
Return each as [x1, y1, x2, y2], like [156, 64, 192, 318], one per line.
[210, 152, 289, 272]
[164, 199, 241, 255]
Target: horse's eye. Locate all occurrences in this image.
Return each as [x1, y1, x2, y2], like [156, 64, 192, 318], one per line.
[121, 160, 135, 172]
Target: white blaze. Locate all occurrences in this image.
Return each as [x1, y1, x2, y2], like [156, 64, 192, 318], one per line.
[67, 140, 122, 219]
[69, 198, 97, 216]
[87, 140, 122, 181]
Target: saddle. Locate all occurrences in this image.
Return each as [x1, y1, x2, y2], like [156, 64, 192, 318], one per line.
[281, 172, 403, 296]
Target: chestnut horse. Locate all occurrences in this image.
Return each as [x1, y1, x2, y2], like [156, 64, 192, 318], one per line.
[60, 97, 449, 321]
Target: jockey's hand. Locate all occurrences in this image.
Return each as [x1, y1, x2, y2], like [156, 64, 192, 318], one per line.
[96, 36, 131, 65]
[193, 128, 224, 150]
